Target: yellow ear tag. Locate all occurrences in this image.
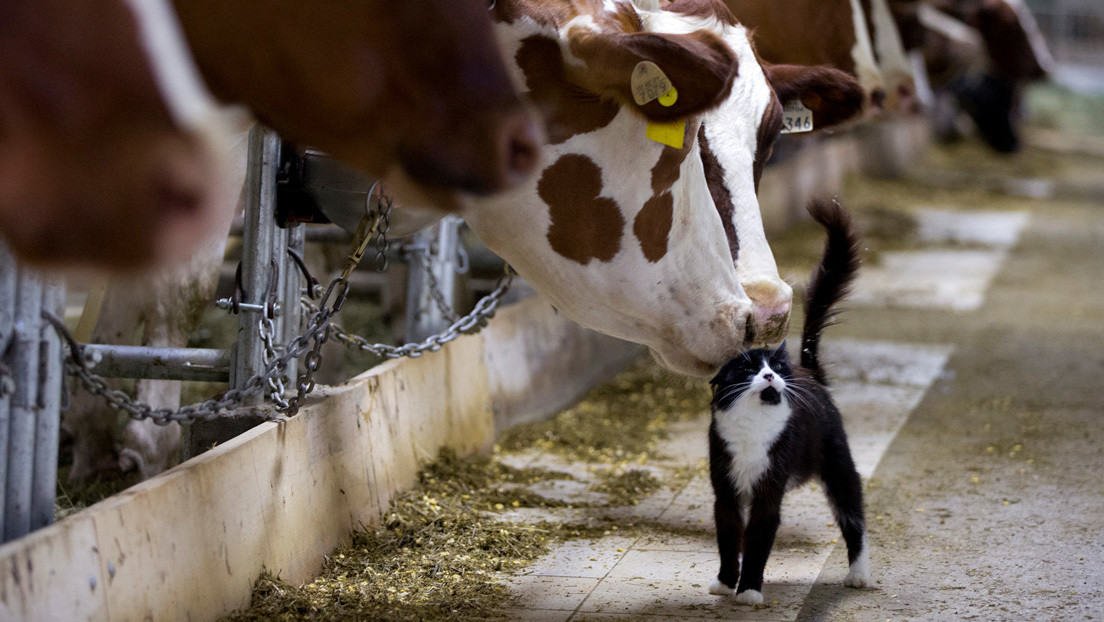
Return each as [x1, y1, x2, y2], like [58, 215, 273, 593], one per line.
[646, 88, 683, 148]
[646, 120, 685, 149]
[657, 87, 678, 107]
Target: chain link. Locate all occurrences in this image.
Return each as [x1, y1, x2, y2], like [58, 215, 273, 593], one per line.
[43, 291, 339, 424]
[321, 269, 512, 359]
[259, 316, 290, 410]
[411, 242, 461, 324]
[371, 186, 393, 272]
[50, 184, 510, 423]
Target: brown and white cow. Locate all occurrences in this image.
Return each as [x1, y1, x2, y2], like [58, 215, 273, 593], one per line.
[391, 0, 863, 376]
[863, 0, 922, 112]
[722, 0, 889, 113]
[0, 0, 539, 269]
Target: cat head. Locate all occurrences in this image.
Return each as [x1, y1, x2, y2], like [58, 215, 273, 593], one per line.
[710, 342, 792, 410]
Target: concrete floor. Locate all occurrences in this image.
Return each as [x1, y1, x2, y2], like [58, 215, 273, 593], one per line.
[495, 153, 1104, 621]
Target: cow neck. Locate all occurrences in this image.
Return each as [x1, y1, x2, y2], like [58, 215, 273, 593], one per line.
[123, 0, 217, 129]
[846, 0, 885, 94]
[868, 0, 914, 79]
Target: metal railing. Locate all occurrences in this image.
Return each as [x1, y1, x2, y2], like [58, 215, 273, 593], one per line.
[1027, 0, 1104, 65]
[0, 124, 510, 543]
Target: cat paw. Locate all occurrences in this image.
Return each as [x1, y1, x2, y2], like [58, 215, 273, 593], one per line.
[735, 589, 763, 605]
[844, 569, 871, 588]
[845, 544, 871, 588]
[708, 579, 736, 596]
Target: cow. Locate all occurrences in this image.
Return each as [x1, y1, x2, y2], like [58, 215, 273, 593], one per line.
[387, 0, 864, 377]
[903, 0, 1052, 151]
[862, 0, 922, 112]
[0, 0, 540, 270]
[721, 0, 888, 113]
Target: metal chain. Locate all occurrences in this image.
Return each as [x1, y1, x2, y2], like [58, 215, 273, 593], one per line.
[259, 315, 290, 410]
[47, 211, 374, 423]
[412, 242, 461, 324]
[42, 277, 345, 424]
[318, 268, 513, 359]
[49, 183, 509, 422]
[371, 187, 393, 272]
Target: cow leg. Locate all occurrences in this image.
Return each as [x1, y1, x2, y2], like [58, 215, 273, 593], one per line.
[117, 318, 185, 480]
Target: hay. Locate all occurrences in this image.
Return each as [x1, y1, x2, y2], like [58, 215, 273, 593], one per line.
[224, 450, 574, 622]
[497, 357, 711, 462]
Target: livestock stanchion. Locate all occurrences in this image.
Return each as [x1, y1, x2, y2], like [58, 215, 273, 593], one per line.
[4, 269, 42, 542]
[404, 215, 465, 342]
[31, 282, 64, 531]
[0, 243, 14, 539]
[0, 241, 66, 543]
[232, 126, 285, 403]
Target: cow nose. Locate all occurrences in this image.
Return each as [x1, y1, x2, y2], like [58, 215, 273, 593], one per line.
[744, 278, 793, 345]
[500, 111, 542, 187]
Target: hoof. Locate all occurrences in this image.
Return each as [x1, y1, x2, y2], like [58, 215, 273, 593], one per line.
[708, 579, 735, 596]
[735, 589, 763, 605]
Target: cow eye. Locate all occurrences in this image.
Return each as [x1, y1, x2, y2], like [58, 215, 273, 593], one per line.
[488, 0, 496, 9]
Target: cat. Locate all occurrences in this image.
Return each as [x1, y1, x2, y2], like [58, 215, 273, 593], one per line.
[706, 199, 869, 605]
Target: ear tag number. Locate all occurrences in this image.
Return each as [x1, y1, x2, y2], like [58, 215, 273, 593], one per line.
[646, 120, 685, 149]
[631, 61, 674, 106]
[780, 100, 814, 134]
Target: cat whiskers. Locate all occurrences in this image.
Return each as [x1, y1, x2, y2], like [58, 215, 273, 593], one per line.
[782, 383, 817, 412]
[714, 380, 754, 404]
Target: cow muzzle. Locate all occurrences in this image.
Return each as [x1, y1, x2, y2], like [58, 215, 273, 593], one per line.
[743, 277, 793, 346]
[649, 300, 757, 377]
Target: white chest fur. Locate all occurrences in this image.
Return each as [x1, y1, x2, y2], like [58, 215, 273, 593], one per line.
[714, 397, 790, 495]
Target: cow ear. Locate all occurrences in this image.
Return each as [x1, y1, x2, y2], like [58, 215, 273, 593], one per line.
[762, 64, 865, 130]
[564, 28, 739, 122]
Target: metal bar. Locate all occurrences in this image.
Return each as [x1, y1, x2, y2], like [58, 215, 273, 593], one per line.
[4, 271, 41, 542]
[0, 241, 16, 537]
[30, 280, 64, 531]
[82, 345, 230, 382]
[231, 126, 280, 403]
[404, 216, 462, 342]
[271, 217, 289, 385]
[282, 225, 305, 387]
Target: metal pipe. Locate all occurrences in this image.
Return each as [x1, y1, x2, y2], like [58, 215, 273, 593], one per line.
[30, 280, 64, 531]
[282, 225, 305, 387]
[4, 271, 41, 542]
[404, 216, 463, 342]
[82, 345, 230, 382]
[0, 242, 16, 537]
[232, 126, 281, 402]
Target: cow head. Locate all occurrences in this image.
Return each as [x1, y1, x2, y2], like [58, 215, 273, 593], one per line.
[394, 0, 861, 376]
[171, 0, 543, 199]
[0, 0, 239, 269]
[0, 0, 541, 270]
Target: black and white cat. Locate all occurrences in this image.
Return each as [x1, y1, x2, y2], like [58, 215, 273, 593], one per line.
[707, 200, 869, 605]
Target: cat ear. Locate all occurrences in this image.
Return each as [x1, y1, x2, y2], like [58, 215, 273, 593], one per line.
[773, 341, 791, 362]
[709, 368, 726, 387]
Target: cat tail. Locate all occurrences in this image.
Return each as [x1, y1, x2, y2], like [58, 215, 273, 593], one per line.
[801, 200, 862, 385]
